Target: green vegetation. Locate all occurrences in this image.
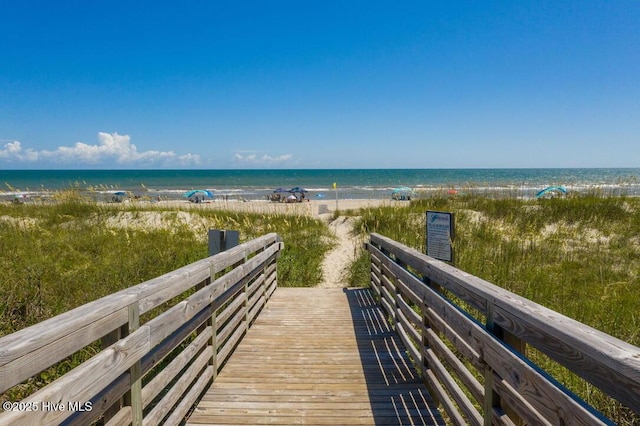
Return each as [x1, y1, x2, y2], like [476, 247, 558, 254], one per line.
[0, 196, 332, 336]
[350, 193, 640, 346]
[2, 190, 639, 423]
[347, 191, 640, 424]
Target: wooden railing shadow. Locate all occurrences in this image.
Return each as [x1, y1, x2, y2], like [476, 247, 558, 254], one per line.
[344, 287, 445, 425]
[0, 233, 282, 426]
[366, 232, 640, 425]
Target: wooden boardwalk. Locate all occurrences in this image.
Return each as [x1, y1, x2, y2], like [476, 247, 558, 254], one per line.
[186, 287, 444, 425]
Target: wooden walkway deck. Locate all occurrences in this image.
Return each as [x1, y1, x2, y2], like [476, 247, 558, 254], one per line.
[186, 287, 444, 425]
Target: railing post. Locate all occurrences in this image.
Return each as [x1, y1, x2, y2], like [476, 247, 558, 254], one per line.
[125, 302, 143, 426]
[208, 264, 218, 382]
[261, 244, 268, 301]
[205, 231, 239, 381]
[483, 300, 500, 426]
[100, 323, 127, 422]
[483, 300, 524, 426]
[421, 292, 430, 380]
[244, 251, 250, 332]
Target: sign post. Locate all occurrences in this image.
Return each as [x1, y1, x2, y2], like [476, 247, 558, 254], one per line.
[426, 211, 455, 263]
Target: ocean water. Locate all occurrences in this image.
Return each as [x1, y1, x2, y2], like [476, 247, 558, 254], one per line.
[2, 168, 640, 201]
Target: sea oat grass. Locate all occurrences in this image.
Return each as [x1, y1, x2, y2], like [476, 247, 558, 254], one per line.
[0, 197, 332, 336]
[0, 196, 333, 404]
[349, 193, 640, 424]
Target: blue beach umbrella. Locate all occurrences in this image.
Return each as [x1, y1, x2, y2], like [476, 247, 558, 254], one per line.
[392, 187, 413, 195]
[536, 186, 567, 198]
[391, 187, 414, 200]
[273, 187, 289, 193]
[114, 191, 127, 196]
[289, 187, 308, 193]
[184, 189, 214, 198]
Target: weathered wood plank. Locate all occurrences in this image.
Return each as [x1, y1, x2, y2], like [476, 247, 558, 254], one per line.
[141, 326, 212, 408]
[423, 325, 484, 404]
[143, 347, 211, 425]
[423, 346, 482, 425]
[369, 232, 640, 416]
[186, 287, 444, 426]
[0, 326, 151, 426]
[103, 406, 132, 426]
[0, 304, 130, 394]
[0, 233, 283, 426]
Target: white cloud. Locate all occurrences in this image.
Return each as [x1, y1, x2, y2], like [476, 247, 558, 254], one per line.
[0, 141, 40, 162]
[0, 133, 201, 167]
[233, 152, 293, 165]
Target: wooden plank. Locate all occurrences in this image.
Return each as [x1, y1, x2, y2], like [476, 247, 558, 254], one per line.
[216, 321, 246, 366]
[370, 233, 640, 416]
[186, 287, 444, 426]
[369, 234, 488, 312]
[0, 304, 130, 394]
[143, 348, 211, 425]
[216, 303, 245, 346]
[0, 326, 150, 426]
[423, 368, 468, 426]
[423, 326, 483, 404]
[141, 326, 212, 408]
[216, 291, 245, 328]
[494, 300, 640, 414]
[423, 346, 482, 425]
[397, 295, 421, 338]
[423, 305, 482, 371]
[104, 407, 132, 426]
[162, 365, 214, 426]
[143, 246, 276, 349]
[136, 265, 211, 314]
[0, 233, 284, 426]
[129, 233, 278, 315]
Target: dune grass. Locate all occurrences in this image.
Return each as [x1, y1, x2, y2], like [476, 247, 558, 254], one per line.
[0, 194, 332, 336]
[2, 190, 639, 422]
[347, 191, 640, 424]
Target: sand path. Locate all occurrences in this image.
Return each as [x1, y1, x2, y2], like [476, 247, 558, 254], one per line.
[319, 216, 360, 288]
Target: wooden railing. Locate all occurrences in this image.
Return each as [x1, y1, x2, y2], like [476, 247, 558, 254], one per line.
[0, 233, 282, 426]
[366, 232, 640, 426]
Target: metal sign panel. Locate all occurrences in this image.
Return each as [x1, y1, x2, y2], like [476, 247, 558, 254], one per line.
[426, 211, 455, 263]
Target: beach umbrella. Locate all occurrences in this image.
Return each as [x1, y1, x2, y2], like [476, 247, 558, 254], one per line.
[391, 186, 414, 200]
[273, 187, 289, 193]
[536, 186, 567, 198]
[289, 187, 308, 193]
[114, 191, 127, 196]
[392, 187, 413, 195]
[184, 189, 214, 198]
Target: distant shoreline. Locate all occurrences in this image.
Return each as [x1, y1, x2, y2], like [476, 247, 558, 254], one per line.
[2, 168, 640, 201]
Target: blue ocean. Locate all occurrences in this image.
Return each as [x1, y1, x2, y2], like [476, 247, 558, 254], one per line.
[2, 168, 640, 201]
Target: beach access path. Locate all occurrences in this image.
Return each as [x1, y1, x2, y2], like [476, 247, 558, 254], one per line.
[320, 216, 361, 288]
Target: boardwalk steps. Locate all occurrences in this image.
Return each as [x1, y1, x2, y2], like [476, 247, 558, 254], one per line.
[186, 287, 444, 425]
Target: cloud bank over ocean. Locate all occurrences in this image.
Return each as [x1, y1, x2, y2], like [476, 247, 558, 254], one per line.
[1, 132, 200, 168]
[232, 152, 293, 166]
[0, 133, 296, 169]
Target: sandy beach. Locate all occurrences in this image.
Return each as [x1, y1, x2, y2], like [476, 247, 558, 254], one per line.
[153, 198, 403, 220]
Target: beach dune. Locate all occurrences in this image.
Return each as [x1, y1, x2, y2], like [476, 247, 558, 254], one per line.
[155, 198, 400, 219]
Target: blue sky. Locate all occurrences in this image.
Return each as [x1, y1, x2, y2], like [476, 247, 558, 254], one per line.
[1, 1, 638, 169]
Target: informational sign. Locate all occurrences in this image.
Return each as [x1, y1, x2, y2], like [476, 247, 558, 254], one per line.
[426, 211, 455, 263]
